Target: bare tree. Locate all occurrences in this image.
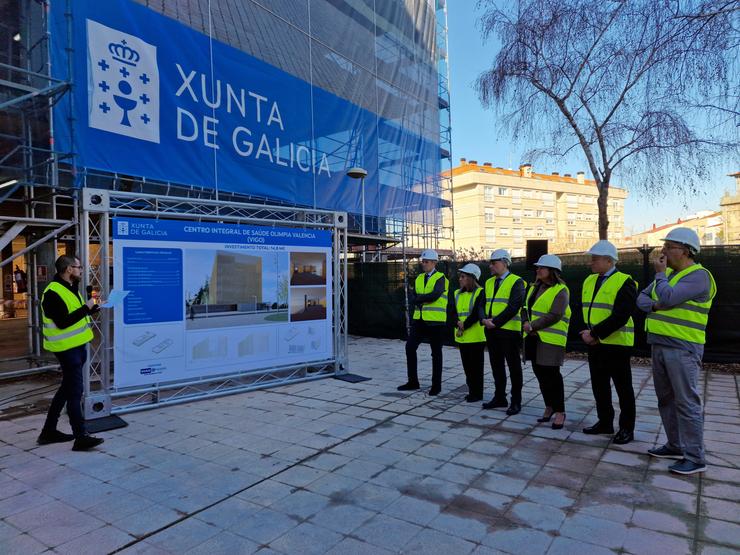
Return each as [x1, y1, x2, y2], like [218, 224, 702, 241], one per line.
[476, 0, 739, 239]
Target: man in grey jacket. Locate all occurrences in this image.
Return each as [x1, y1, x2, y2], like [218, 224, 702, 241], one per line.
[637, 228, 716, 475]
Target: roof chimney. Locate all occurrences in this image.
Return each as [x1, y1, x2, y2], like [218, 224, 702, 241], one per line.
[520, 164, 532, 178]
[460, 158, 467, 164]
[469, 160, 478, 165]
[551, 172, 559, 176]
[576, 171, 585, 184]
[483, 162, 492, 167]
[564, 173, 571, 177]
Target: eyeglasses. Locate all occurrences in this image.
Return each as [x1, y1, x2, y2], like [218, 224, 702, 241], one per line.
[70, 265, 83, 269]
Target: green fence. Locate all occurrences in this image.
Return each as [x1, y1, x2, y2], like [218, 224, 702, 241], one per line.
[347, 245, 740, 363]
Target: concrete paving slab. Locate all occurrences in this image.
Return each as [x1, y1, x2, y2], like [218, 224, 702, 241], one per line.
[0, 337, 737, 553]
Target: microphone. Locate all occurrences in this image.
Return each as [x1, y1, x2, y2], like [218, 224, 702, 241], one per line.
[86, 285, 93, 300]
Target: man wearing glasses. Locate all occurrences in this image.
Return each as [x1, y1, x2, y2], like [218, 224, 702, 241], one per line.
[637, 228, 716, 475]
[37, 255, 105, 451]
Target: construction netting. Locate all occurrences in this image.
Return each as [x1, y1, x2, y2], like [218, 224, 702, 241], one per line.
[347, 245, 740, 363]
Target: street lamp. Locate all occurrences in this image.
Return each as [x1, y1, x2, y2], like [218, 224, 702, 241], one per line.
[346, 167, 368, 236]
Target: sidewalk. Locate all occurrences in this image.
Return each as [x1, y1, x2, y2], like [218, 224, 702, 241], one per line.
[0, 336, 738, 554]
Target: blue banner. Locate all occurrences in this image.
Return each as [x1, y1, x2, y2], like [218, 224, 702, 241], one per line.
[51, 0, 443, 217]
[112, 218, 333, 247]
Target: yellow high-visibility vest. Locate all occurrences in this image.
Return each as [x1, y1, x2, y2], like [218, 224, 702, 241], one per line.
[454, 287, 486, 343]
[412, 272, 449, 322]
[484, 273, 524, 332]
[646, 264, 716, 344]
[41, 281, 94, 352]
[525, 283, 570, 347]
[581, 271, 636, 346]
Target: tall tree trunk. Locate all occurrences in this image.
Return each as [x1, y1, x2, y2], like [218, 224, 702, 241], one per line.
[597, 179, 610, 240]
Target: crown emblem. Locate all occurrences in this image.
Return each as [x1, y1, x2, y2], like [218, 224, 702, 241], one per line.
[108, 39, 140, 66]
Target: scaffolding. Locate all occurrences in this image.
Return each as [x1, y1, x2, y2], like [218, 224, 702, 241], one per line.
[0, 0, 454, 383]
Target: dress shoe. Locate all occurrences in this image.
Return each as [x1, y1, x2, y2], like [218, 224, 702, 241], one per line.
[506, 402, 521, 416]
[428, 387, 441, 396]
[582, 422, 614, 435]
[612, 429, 634, 445]
[465, 395, 482, 403]
[71, 435, 104, 451]
[397, 382, 420, 391]
[482, 398, 508, 410]
[37, 429, 74, 445]
[551, 412, 566, 430]
[537, 408, 554, 422]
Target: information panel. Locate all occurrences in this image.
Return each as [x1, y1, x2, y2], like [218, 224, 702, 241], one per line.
[112, 217, 333, 388]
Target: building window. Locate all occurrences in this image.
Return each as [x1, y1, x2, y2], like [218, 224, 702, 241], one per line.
[536, 210, 544, 217]
[498, 187, 508, 196]
[485, 208, 495, 223]
[499, 207, 510, 216]
[523, 209, 534, 218]
[484, 186, 494, 201]
[485, 229, 496, 243]
[500, 228, 510, 236]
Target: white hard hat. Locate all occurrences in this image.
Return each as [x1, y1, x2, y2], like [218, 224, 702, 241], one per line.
[534, 254, 562, 271]
[489, 249, 512, 264]
[420, 249, 439, 261]
[586, 240, 618, 261]
[661, 227, 701, 253]
[458, 263, 481, 280]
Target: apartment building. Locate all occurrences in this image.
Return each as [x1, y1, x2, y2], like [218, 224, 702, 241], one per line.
[720, 172, 740, 244]
[446, 160, 628, 256]
[622, 211, 723, 248]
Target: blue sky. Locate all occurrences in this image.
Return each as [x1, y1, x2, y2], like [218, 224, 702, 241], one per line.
[446, 4, 738, 235]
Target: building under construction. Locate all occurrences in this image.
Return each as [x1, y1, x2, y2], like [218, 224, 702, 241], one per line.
[0, 0, 453, 375]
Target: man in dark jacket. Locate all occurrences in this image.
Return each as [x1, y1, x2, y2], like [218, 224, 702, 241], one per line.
[580, 241, 637, 445]
[398, 249, 449, 396]
[38, 255, 105, 451]
[481, 249, 525, 414]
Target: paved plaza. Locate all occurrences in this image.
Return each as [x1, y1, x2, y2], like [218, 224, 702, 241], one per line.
[0, 336, 738, 554]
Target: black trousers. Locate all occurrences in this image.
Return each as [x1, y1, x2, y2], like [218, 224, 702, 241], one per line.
[405, 320, 445, 388]
[532, 362, 565, 412]
[44, 344, 87, 438]
[485, 330, 523, 403]
[587, 344, 636, 431]
[459, 342, 485, 399]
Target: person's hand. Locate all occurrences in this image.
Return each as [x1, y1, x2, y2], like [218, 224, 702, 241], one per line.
[654, 254, 667, 274]
[457, 321, 465, 331]
[523, 322, 533, 334]
[580, 330, 598, 345]
[482, 319, 495, 329]
[456, 328, 463, 337]
[85, 298, 97, 309]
